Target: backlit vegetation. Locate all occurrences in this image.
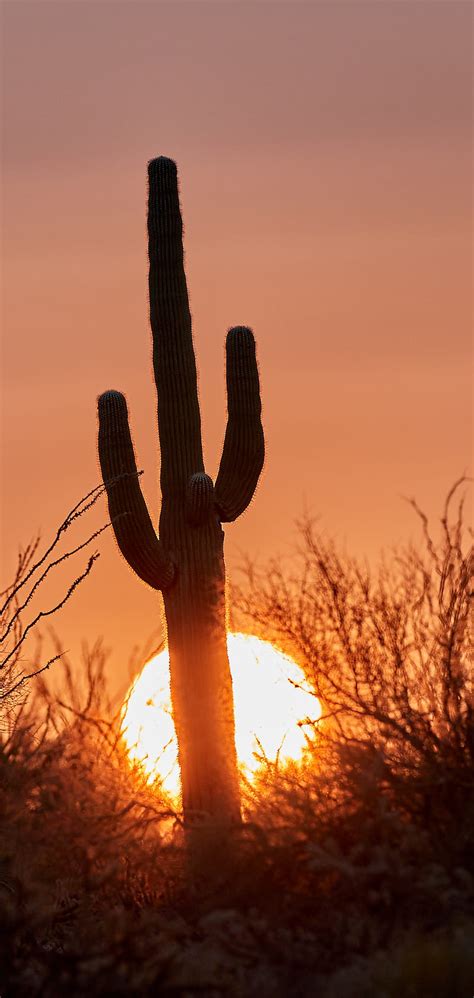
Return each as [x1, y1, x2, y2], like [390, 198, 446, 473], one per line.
[1, 483, 472, 996]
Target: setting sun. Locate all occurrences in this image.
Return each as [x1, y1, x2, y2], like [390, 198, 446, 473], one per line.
[121, 633, 321, 798]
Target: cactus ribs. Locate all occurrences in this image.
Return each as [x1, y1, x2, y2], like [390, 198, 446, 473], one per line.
[97, 158, 264, 827]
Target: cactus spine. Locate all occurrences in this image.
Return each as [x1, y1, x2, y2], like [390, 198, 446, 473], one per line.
[97, 158, 264, 826]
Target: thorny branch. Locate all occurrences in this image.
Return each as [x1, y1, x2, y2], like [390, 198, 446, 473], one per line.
[0, 477, 141, 705]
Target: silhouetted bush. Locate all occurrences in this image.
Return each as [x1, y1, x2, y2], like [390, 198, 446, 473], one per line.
[237, 478, 473, 864]
[1, 483, 472, 995]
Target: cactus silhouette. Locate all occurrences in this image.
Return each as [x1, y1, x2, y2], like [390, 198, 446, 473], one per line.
[97, 158, 264, 826]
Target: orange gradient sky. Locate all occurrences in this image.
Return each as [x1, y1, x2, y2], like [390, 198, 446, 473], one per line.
[2, 2, 472, 698]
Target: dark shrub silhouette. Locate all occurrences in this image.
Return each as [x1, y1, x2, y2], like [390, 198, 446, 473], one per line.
[1, 484, 472, 996]
[237, 478, 473, 869]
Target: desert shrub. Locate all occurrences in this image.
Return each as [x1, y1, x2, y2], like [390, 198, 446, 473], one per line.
[320, 921, 474, 998]
[229, 481, 474, 976]
[1, 482, 472, 995]
[0, 639, 186, 994]
[236, 479, 473, 863]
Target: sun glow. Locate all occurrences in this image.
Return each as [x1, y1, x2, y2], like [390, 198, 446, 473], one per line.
[121, 633, 321, 799]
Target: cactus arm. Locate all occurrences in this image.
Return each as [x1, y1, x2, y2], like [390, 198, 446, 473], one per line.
[98, 391, 175, 590]
[215, 326, 265, 523]
[147, 157, 204, 498]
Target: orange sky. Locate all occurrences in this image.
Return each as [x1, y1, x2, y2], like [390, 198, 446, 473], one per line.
[2, 2, 472, 700]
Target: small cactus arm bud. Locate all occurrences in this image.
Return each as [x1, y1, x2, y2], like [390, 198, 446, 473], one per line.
[186, 473, 215, 526]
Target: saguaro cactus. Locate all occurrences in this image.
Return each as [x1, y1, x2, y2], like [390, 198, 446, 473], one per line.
[97, 158, 264, 826]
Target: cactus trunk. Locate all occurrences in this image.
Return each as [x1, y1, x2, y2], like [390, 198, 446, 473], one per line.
[160, 510, 240, 822]
[97, 158, 264, 827]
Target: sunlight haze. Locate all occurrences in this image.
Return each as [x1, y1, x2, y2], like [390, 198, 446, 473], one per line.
[2, 2, 471, 696]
